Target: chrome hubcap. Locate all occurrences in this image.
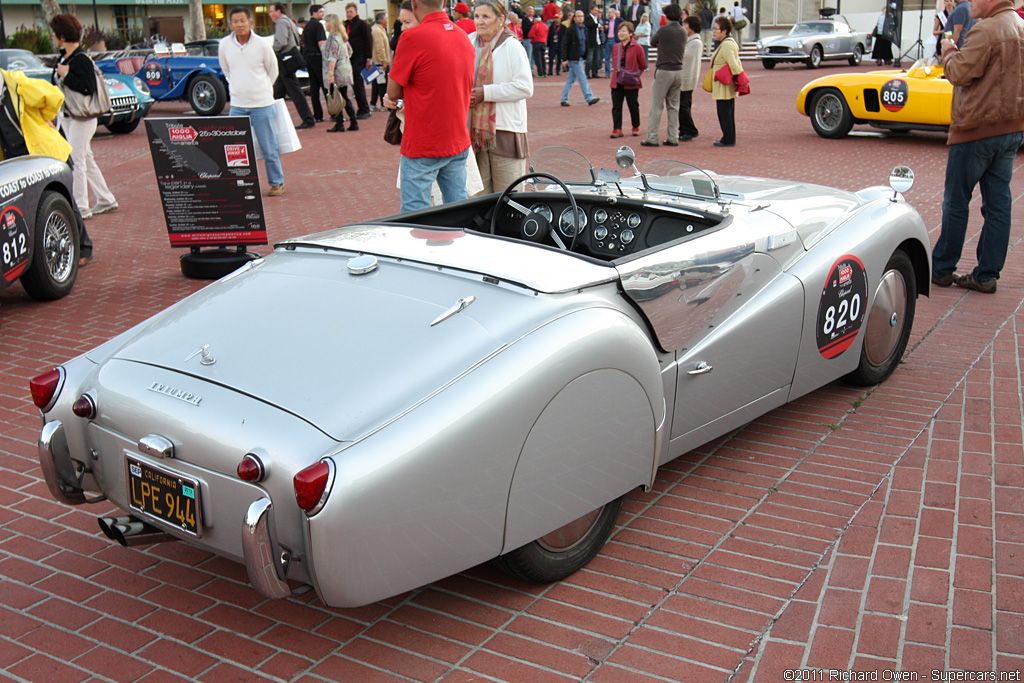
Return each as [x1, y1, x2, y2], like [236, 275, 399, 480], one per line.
[537, 506, 604, 552]
[864, 268, 907, 366]
[43, 210, 74, 283]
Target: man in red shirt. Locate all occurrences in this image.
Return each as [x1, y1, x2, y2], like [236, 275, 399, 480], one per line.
[543, 0, 560, 21]
[387, 0, 475, 211]
[453, 2, 477, 32]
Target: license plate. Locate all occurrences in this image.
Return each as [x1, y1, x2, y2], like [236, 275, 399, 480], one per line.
[126, 456, 201, 536]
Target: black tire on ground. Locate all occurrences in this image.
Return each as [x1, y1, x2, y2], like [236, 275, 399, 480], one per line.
[179, 248, 260, 279]
[809, 87, 854, 139]
[807, 45, 823, 68]
[20, 192, 79, 301]
[843, 249, 916, 386]
[849, 44, 864, 66]
[188, 74, 227, 116]
[762, 59, 776, 69]
[105, 119, 142, 135]
[491, 495, 624, 583]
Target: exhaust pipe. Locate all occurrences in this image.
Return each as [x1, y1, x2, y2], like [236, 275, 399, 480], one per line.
[98, 515, 176, 547]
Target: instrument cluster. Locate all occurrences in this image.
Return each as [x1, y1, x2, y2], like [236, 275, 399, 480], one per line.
[528, 202, 645, 255]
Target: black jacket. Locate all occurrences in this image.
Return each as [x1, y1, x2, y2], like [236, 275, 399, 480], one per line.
[344, 16, 373, 57]
[561, 23, 587, 60]
[302, 18, 326, 56]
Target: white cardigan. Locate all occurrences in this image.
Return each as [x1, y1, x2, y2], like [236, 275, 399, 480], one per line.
[469, 32, 533, 134]
[219, 32, 278, 108]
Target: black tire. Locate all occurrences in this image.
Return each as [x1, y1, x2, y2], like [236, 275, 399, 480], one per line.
[20, 192, 79, 301]
[188, 74, 227, 116]
[492, 496, 624, 583]
[105, 119, 142, 135]
[843, 250, 916, 386]
[179, 248, 260, 279]
[809, 88, 854, 139]
[849, 44, 864, 66]
[762, 59, 776, 70]
[806, 45, 823, 69]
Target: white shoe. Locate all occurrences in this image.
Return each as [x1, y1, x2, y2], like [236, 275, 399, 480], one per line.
[91, 201, 119, 215]
[80, 211, 93, 220]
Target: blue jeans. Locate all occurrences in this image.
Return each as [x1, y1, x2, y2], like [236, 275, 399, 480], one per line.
[230, 104, 284, 187]
[932, 131, 1022, 282]
[604, 40, 614, 75]
[561, 59, 595, 103]
[522, 39, 533, 66]
[400, 148, 469, 212]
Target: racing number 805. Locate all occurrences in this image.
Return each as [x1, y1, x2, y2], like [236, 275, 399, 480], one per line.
[823, 293, 861, 335]
[881, 89, 905, 105]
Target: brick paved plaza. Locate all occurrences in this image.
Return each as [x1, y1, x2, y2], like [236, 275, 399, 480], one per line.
[1, 62, 1022, 682]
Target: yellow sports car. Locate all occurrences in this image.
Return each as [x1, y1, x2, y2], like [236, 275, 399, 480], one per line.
[797, 58, 953, 138]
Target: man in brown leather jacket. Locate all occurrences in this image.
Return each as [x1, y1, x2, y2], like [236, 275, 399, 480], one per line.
[930, 0, 1024, 293]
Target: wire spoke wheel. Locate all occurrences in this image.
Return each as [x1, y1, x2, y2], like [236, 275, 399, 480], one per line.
[42, 209, 75, 285]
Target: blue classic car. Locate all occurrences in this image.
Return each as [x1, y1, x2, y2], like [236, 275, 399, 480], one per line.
[99, 41, 229, 116]
[0, 48, 153, 134]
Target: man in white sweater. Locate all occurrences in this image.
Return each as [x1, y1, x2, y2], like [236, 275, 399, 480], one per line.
[219, 6, 286, 196]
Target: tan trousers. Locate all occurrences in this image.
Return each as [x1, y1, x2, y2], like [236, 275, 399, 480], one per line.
[475, 148, 528, 195]
[65, 116, 116, 213]
[646, 68, 683, 144]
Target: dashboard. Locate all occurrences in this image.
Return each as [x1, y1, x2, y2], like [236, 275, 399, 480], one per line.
[499, 195, 721, 260]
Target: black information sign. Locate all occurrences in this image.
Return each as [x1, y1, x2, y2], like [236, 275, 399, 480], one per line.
[881, 79, 909, 112]
[146, 117, 268, 248]
[816, 255, 868, 359]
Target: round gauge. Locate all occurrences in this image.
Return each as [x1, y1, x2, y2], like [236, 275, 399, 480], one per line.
[594, 208, 608, 224]
[594, 226, 608, 241]
[627, 213, 642, 229]
[559, 207, 588, 238]
[529, 203, 553, 222]
[620, 228, 635, 244]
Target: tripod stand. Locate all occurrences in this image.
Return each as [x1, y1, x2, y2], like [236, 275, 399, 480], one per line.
[899, 5, 926, 66]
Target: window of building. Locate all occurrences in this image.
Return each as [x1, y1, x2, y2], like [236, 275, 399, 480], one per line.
[112, 5, 147, 37]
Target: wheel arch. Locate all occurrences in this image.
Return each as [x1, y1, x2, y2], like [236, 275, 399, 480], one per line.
[897, 236, 931, 298]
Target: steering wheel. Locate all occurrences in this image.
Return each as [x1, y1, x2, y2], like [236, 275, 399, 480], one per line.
[490, 172, 582, 252]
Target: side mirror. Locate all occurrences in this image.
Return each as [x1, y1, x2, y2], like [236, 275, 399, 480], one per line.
[615, 145, 635, 169]
[888, 165, 914, 201]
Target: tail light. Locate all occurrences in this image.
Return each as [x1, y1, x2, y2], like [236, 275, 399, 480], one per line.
[73, 394, 97, 419]
[30, 368, 64, 411]
[293, 459, 334, 515]
[237, 453, 266, 482]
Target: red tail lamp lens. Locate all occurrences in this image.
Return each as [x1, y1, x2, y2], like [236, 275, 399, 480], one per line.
[72, 395, 97, 419]
[237, 454, 265, 482]
[294, 460, 333, 514]
[30, 369, 63, 410]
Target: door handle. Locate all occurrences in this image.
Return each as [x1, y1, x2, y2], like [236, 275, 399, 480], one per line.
[687, 361, 713, 376]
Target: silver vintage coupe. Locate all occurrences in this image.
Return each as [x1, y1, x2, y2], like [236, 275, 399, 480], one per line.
[33, 148, 930, 608]
[757, 16, 868, 69]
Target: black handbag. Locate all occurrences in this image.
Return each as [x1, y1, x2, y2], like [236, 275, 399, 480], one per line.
[279, 46, 306, 75]
[383, 108, 402, 145]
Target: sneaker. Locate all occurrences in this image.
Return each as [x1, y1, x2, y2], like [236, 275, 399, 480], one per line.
[953, 273, 997, 293]
[640, 140, 659, 147]
[80, 211, 93, 220]
[268, 184, 286, 197]
[587, 98, 601, 105]
[560, 101, 570, 106]
[931, 271, 955, 287]
[610, 129, 623, 138]
[90, 201, 118, 215]
[631, 127, 640, 136]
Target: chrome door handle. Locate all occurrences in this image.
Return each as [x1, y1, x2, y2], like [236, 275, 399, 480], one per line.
[687, 362, 713, 376]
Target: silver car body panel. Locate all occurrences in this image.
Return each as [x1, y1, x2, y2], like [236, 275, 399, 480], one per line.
[34, 156, 931, 608]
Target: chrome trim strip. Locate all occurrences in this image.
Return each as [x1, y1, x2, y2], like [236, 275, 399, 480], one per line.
[242, 498, 292, 600]
[38, 421, 86, 505]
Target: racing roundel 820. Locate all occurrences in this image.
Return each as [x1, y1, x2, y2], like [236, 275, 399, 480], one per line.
[880, 79, 908, 112]
[817, 255, 868, 359]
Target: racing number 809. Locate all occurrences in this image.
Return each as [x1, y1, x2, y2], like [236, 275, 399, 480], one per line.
[823, 293, 861, 335]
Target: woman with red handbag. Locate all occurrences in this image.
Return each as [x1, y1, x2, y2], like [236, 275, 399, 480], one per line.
[609, 21, 646, 138]
[709, 15, 742, 146]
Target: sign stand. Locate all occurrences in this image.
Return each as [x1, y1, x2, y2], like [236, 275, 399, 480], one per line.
[145, 117, 269, 279]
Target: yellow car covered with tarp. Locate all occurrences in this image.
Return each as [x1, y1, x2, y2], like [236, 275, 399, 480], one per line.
[797, 58, 952, 138]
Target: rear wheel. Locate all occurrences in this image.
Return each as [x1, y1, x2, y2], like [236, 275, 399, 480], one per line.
[849, 44, 864, 66]
[809, 88, 854, 138]
[807, 45, 823, 68]
[492, 496, 624, 583]
[20, 192, 79, 301]
[188, 74, 227, 116]
[844, 250, 916, 386]
[762, 59, 776, 69]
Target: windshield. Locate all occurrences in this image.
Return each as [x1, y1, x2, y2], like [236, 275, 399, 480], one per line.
[0, 50, 44, 71]
[528, 146, 596, 186]
[639, 159, 721, 202]
[790, 22, 832, 35]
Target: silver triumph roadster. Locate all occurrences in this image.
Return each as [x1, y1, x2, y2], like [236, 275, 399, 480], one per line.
[32, 148, 930, 608]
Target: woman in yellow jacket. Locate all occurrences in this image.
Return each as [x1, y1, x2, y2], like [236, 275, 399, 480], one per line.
[709, 16, 741, 147]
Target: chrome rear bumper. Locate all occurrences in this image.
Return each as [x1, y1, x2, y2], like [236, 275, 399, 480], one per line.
[38, 420, 87, 506]
[242, 498, 292, 600]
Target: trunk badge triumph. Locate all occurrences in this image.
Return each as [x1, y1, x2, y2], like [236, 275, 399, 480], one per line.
[185, 344, 216, 366]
